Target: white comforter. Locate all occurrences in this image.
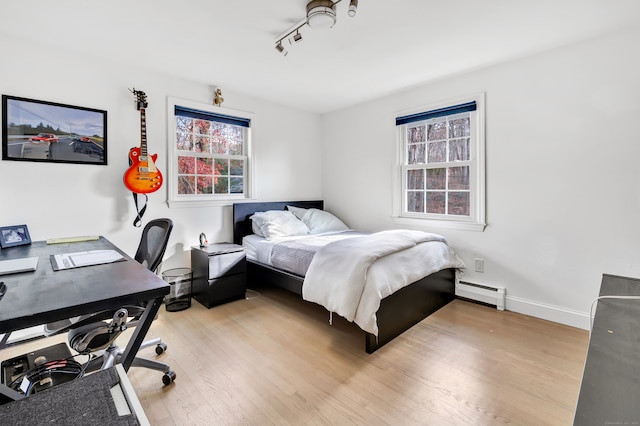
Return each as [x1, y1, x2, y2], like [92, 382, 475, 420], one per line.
[302, 230, 465, 336]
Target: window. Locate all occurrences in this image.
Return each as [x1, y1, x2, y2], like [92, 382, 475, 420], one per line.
[167, 98, 254, 207]
[393, 94, 485, 231]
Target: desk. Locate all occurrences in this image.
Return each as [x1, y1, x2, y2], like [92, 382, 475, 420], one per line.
[0, 237, 169, 402]
[574, 274, 640, 425]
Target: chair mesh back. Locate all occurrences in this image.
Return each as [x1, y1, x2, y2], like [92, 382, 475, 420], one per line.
[134, 218, 173, 272]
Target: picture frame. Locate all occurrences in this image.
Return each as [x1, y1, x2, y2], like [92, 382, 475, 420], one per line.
[0, 225, 32, 248]
[2, 95, 107, 165]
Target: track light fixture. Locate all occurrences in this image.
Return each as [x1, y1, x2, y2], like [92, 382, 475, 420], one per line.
[274, 0, 359, 56]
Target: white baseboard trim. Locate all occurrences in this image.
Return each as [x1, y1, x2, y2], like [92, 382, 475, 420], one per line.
[505, 296, 590, 330]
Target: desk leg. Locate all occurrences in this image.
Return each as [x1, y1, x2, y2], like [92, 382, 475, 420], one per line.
[120, 296, 163, 372]
[0, 332, 12, 351]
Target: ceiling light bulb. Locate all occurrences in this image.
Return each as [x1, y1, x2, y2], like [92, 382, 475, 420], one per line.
[293, 32, 303, 43]
[348, 0, 358, 17]
[306, 0, 337, 29]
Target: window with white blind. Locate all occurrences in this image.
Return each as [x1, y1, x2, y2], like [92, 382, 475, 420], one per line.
[393, 94, 486, 231]
[167, 97, 254, 207]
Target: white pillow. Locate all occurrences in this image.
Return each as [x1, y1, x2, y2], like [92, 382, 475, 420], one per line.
[251, 218, 264, 237]
[250, 210, 310, 240]
[287, 206, 349, 234]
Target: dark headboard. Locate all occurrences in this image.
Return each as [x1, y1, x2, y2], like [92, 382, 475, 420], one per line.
[232, 200, 324, 245]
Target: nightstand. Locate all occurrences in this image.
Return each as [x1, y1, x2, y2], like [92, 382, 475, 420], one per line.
[191, 243, 246, 308]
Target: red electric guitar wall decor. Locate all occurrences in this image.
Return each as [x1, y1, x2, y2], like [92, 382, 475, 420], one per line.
[123, 89, 163, 194]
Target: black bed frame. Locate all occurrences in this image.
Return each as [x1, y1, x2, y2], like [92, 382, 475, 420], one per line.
[232, 200, 456, 354]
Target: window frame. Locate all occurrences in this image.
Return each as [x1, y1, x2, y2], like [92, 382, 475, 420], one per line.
[392, 93, 486, 231]
[167, 97, 255, 208]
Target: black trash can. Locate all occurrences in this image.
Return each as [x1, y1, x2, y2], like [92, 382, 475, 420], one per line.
[162, 268, 193, 312]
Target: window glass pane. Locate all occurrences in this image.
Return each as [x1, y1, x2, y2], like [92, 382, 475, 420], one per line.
[197, 176, 212, 194]
[195, 136, 211, 153]
[178, 176, 195, 194]
[230, 177, 243, 194]
[408, 143, 426, 164]
[196, 157, 212, 175]
[176, 116, 192, 133]
[407, 191, 424, 213]
[212, 130, 226, 154]
[449, 138, 470, 161]
[177, 156, 194, 174]
[426, 192, 445, 214]
[448, 192, 470, 215]
[214, 158, 228, 176]
[448, 166, 469, 190]
[228, 125, 243, 142]
[426, 168, 445, 189]
[230, 159, 244, 176]
[214, 177, 228, 194]
[176, 132, 193, 151]
[427, 120, 446, 141]
[407, 169, 424, 189]
[448, 117, 470, 138]
[194, 119, 210, 135]
[210, 122, 225, 135]
[229, 138, 243, 155]
[408, 126, 425, 143]
[427, 141, 446, 163]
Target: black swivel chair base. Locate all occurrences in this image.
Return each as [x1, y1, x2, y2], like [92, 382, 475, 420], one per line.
[84, 337, 176, 386]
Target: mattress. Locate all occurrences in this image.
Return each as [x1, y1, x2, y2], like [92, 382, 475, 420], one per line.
[242, 231, 366, 276]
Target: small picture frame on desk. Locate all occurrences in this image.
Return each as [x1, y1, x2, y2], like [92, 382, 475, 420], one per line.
[0, 224, 32, 248]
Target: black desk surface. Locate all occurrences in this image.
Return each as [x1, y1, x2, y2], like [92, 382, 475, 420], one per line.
[574, 273, 640, 425]
[0, 237, 169, 334]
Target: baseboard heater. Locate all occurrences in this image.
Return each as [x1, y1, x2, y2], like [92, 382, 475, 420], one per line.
[456, 281, 505, 311]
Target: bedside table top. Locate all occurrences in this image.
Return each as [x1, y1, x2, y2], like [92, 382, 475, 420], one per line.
[192, 242, 244, 255]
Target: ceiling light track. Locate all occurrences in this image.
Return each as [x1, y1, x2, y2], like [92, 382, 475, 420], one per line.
[275, 0, 358, 56]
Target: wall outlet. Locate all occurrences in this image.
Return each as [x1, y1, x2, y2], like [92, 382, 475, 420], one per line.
[474, 258, 484, 273]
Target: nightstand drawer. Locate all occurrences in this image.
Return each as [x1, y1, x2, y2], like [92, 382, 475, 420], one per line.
[207, 251, 246, 279]
[193, 274, 246, 308]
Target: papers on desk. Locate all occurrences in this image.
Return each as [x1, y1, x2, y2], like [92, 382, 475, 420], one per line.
[50, 250, 126, 271]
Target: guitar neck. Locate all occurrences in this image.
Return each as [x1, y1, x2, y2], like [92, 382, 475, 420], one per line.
[140, 108, 148, 157]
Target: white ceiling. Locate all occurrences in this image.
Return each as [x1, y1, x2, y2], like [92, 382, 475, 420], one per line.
[3, 1, 640, 114]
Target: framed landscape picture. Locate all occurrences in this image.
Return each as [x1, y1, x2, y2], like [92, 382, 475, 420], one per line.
[1, 95, 107, 165]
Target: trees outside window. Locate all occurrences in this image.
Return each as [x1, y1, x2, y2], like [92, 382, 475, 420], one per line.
[395, 94, 485, 231]
[167, 98, 253, 207]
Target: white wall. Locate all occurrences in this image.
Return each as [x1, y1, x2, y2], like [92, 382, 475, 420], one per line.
[322, 25, 640, 329]
[0, 35, 322, 270]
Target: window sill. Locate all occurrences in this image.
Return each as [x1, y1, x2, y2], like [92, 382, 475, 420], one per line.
[168, 196, 251, 208]
[392, 216, 486, 232]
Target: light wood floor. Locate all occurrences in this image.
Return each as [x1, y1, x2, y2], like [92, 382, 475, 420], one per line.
[1, 287, 589, 425]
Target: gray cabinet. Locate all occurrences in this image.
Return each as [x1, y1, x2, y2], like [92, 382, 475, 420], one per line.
[574, 274, 640, 425]
[191, 243, 246, 308]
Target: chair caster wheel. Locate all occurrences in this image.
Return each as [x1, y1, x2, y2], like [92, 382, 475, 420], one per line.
[155, 343, 167, 355]
[162, 370, 176, 385]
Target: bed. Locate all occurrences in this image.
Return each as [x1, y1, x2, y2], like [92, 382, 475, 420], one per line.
[233, 200, 463, 353]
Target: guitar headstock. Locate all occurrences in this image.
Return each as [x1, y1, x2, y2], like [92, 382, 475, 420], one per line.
[130, 88, 148, 110]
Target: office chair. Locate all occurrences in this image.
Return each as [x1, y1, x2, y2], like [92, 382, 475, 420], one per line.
[44, 218, 176, 385]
